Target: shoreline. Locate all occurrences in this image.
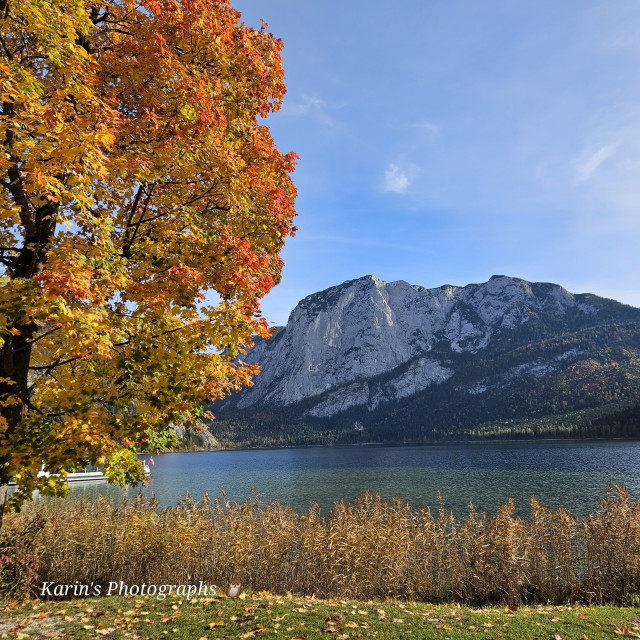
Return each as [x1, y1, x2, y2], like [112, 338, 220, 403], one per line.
[166, 435, 640, 455]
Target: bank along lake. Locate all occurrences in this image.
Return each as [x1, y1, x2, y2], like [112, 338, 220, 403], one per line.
[54, 439, 640, 517]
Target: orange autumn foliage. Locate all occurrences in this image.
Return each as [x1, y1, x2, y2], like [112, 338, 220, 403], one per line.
[0, 0, 297, 517]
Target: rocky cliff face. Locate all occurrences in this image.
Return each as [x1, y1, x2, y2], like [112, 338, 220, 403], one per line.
[217, 274, 617, 421]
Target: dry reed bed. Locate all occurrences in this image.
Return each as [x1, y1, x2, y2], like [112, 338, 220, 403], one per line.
[5, 484, 640, 605]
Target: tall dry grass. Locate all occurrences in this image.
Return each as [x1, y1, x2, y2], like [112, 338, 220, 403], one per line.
[3, 484, 640, 605]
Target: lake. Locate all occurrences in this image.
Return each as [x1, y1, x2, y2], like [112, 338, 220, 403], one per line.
[58, 439, 640, 518]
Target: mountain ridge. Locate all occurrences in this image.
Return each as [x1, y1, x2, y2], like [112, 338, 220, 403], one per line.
[211, 275, 640, 446]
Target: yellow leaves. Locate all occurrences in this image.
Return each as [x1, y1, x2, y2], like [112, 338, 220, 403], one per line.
[181, 103, 197, 122]
[0, 393, 22, 408]
[614, 627, 640, 637]
[98, 132, 116, 148]
[76, 45, 91, 60]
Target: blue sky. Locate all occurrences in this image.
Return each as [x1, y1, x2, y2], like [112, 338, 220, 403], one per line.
[232, 0, 640, 325]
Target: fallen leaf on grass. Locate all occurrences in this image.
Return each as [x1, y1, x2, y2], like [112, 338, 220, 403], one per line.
[208, 620, 225, 628]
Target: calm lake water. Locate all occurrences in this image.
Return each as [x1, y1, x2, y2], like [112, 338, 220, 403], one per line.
[56, 440, 640, 518]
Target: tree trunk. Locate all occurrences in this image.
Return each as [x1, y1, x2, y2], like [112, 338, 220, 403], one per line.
[0, 184, 58, 532]
[0, 327, 37, 536]
[1, 101, 59, 535]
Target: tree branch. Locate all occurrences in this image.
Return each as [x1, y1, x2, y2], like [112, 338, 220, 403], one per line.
[28, 356, 77, 372]
[122, 183, 154, 257]
[13, 326, 63, 353]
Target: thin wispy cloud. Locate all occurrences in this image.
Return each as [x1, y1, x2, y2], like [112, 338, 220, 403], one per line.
[282, 94, 343, 133]
[575, 143, 617, 183]
[286, 95, 326, 116]
[383, 163, 409, 193]
[412, 121, 440, 137]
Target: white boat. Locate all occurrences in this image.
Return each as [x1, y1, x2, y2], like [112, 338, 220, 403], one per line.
[9, 460, 152, 485]
[66, 468, 109, 483]
[62, 461, 152, 482]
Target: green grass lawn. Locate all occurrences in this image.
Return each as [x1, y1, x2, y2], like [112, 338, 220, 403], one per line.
[1, 593, 639, 639]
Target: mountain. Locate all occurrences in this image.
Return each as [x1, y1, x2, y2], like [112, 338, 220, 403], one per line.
[210, 275, 640, 446]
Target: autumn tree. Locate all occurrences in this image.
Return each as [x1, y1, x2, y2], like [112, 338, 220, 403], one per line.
[0, 0, 297, 529]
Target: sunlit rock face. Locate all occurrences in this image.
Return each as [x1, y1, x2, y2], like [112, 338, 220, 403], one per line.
[220, 274, 599, 418]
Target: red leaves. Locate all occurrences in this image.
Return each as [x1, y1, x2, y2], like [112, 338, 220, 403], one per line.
[35, 261, 96, 303]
